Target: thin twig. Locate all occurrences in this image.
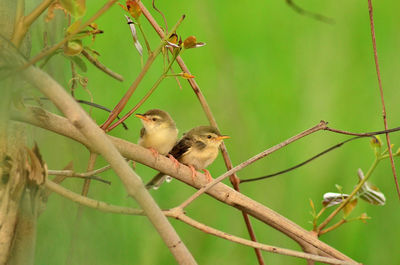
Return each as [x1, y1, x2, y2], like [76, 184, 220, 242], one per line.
[171, 211, 357, 265]
[240, 137, 361, 183]
[45, 179, 356, 265]
[319, 219, 346, 236]
[81, 49, 124, 81]
[367, 0, 400, 199]
[179, 121, 328, 209]
[325, 126, 400, 136]
[48, 171, 111, 185]
[286, 0, 334, 24]
[100, 15, 185, 130]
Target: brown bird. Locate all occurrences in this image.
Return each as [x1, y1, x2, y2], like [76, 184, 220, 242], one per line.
[146, 125, 229, 189]
[135, 109, 178, 156]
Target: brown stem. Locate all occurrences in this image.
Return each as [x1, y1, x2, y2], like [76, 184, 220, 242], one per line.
[81, 49, 124, 81]
[319, 219, 346, 236]
[367, 0, 400, 200]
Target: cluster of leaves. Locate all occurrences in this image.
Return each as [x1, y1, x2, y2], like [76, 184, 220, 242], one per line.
[309, 136, 400, 235]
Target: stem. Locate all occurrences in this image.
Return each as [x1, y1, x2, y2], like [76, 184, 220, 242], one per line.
[81, 49, 124, 81]
[100, 15, 185, 130]
[319, 219, 346, 236]
[179, 121, 327, 209]
[137, 22, 151, 55]
[11, 0, 54, 48]
[317, 157, 380, 233]
[106, 48, 180, 132]
[367, 0, 400, 200]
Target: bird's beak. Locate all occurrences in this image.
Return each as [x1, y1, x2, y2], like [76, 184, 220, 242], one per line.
[135, 114, 149, 122]
[216, 135, 230, 141]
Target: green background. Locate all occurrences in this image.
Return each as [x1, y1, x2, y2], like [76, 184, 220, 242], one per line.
[28, 0, 400, 264]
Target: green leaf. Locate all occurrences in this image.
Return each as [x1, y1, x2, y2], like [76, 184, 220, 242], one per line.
[60, 0, 86, 18]
[70, 56, 87, 72]
[63, 40, 83, 56]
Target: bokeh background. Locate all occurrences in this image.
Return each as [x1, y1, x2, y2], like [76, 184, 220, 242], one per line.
[26, 0, 400, 264]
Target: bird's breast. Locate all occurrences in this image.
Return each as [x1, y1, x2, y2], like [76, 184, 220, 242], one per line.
[180, 146, 219, 170]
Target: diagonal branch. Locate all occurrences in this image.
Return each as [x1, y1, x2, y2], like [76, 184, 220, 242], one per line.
[11, 107, 357, 263]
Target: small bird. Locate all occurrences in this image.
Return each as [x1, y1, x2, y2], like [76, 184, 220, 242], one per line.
[135, 109, 178, 156]
[146, 125, 229, 189]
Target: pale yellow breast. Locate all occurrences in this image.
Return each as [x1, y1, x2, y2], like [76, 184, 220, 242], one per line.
[180, 145, 219, 170]
[139, 128, 178, 155]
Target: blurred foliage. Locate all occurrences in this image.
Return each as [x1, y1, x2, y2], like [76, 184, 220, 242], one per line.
[26, 0, 400, 264]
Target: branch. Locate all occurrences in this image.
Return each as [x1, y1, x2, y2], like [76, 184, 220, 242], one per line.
[11, 107, 357, 263]
[367, 0, 400, 199]
[18, 58, 196, 264]
[11, 0, 55, 48]
[179, 121, 328, 209]
[81, 49, 124, 81]
[240, 137, 361, 183]
[45, 179, 357, 265]
[286, 0, 334, 24]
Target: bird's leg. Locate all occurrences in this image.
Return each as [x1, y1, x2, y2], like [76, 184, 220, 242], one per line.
[168, 154, 180, 170]
[189, 165, 197, 182]
[148, 147, 159, 158]
[202, 169, 213, 182]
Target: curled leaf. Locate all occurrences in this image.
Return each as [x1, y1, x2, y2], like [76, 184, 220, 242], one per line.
[322, 192, 350, 207]
[183, 36, 206, 49]
[46, 2, 68, 22]
[357, 168, 386, 205]
[119, 0, 141, 20]
[63, 40, 83, 56]
[124, 15, 143, 56]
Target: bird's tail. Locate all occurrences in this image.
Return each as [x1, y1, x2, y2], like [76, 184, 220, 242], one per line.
[145, 172, 172, 189]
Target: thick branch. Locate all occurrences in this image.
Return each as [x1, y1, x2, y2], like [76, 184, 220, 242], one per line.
[11, 107, 356, 263]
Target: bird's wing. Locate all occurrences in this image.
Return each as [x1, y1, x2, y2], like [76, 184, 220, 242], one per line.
[140, 127, 146, 138]
[169, 136, 193, 159]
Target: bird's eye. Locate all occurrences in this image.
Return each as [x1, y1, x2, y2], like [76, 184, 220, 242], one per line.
[207, 135, 212, 139]
[152, 118, 157, 121]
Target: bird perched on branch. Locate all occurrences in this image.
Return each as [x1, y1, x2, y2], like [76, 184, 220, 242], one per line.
[135, 109, 178, 156]
[146, 125, 229, 189]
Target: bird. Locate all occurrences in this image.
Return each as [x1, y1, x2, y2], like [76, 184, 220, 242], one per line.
[146, 125, 229, 189]
[135, 109, 178, 156]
